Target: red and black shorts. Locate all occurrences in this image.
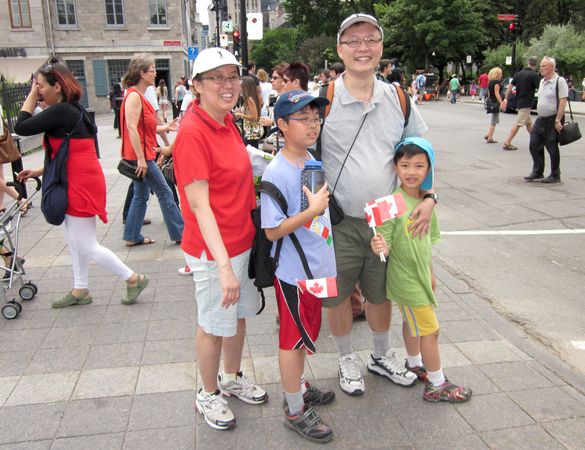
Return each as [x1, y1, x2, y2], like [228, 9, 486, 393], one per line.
[274, 278, 322, 355]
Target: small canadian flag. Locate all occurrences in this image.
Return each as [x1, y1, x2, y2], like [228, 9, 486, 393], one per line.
[297, 277, 338, 299]
[364, 193, 407, 228]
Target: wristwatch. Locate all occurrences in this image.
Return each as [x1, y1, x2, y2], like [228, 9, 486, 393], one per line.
[423, 193, 439, 204]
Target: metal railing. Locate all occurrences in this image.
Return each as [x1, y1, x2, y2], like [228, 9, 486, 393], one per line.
[0, 77, 30, 133]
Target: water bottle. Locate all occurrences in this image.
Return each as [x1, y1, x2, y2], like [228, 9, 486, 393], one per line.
[261, 105, 268, 117]
[301, 161, 325, 214]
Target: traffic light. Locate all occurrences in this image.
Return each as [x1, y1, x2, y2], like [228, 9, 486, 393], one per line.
[233, 30, 240, 55]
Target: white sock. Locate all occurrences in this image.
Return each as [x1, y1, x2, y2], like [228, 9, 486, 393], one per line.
[222, 371, 236, 382]
[300, 375, 307, 394]
[407, 353, 423, 368]
[285, 390, 304, 415]
[427, 368, 446, 387]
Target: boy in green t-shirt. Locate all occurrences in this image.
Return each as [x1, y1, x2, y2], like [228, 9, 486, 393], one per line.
[370, 137, 472, 403]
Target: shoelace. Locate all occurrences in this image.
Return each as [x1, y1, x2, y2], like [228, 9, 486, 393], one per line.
[340, 356, 361, 381]
[236, 374, 256, 396]
[205, 394, 229, 413]
[378, 352, 409, 375]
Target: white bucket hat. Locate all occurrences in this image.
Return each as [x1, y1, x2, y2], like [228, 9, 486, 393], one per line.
[191, 48, 242, 79]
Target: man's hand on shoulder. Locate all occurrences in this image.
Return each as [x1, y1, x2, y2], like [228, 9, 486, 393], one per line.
[408, 197, 435, 238]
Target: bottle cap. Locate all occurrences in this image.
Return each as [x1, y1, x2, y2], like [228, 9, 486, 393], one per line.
[304, 160, 323, 169]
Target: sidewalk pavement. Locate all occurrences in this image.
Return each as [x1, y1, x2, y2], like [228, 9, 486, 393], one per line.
[1, 113, 585, 450]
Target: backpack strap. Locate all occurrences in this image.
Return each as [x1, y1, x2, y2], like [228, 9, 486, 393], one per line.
[259, 180, 314, 280]
[323, 81, 335, 118]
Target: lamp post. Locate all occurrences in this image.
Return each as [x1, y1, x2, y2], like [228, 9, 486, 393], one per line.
[211, 0, 221, 47]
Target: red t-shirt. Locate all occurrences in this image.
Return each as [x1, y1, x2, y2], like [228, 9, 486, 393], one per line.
[120, 87, 158, 161]
[479, 73, 489, 89]
[173, 100, 256, 259]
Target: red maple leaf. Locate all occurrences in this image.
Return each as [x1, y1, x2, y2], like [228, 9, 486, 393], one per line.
[309, 282, 324, 295]
[365, 211, 373, 224]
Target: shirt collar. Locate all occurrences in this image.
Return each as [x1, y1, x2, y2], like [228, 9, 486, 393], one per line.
[189, 99, 233, 130]
[336, 74, 385, 107]
[542, 74, 558, 85]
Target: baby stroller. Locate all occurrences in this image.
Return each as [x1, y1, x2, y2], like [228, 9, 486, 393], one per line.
[1, 177, 41, 320]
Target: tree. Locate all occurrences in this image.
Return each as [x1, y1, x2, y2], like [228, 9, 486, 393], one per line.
[295, 35, 339, 73]
[482, 42, 528, 76]
[527, 24, 585, 78]
[249, 28, 299, 71]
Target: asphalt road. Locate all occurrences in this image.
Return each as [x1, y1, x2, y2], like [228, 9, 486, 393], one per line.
[419, 99, 585, 376]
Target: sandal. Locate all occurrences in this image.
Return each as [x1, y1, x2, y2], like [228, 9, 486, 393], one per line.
[126, 237, 156, 247]
[122, 274, 149, 305]
[486, 138, 498, 144]
[502, 143, 518, 150]
[52, 291, 93, 308]
[18, 201, 30, 216]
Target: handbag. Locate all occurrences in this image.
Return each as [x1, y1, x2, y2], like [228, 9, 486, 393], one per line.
[0, 120, 21, 164]
[486, 98, 500, 114]
[41, 106, 85, 226]
[328, 114, 369, 225]
[117, 159, 143, 181]
[556, 85, 582, 146]
[160, 156, 175, 184]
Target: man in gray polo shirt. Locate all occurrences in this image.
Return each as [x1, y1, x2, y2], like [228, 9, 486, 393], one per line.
[321, 13, 434, 397]
[525, 56, 568, 184]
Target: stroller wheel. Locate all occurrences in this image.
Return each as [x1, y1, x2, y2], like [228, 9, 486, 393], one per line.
[2, 302, 20, 320]
[19, 285, 36, 301]
[27, 282, 38, 296]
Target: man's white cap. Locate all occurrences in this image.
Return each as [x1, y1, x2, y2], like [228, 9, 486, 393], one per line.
[337, 13, 384, 43]
[191, 47, 242, 79]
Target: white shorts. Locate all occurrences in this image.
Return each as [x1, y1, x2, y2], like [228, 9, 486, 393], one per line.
[184, 249, 260, 337]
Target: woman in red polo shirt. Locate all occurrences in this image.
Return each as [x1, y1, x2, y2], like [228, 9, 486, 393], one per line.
[173, 48, 267, 431]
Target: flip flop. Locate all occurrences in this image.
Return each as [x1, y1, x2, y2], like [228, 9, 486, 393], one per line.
[126, 237, 156, 247]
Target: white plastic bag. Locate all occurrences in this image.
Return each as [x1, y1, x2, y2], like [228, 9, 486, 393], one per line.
[246, 145, 274, 177]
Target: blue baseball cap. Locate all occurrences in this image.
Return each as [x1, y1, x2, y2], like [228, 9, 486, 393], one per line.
[395, 136, 435, 190]
[273, 90, 330, 123]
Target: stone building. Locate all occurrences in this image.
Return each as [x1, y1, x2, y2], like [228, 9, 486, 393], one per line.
[1, 0, 198, 113]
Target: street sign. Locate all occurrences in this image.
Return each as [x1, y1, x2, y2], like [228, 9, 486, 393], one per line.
[188, 47, 198, 60]
[247, 13, 263, 40]
[163, 40, 182, 46]
[220, 34, 228, 48]
[222, 20, 233, 33]
[466, 55, 472, 64]
[498, 14, 517, 21]
[506, 56, 512, 65]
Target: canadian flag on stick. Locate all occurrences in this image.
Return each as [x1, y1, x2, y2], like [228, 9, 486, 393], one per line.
[297, 277, 338, 299]
[364, 193, 407, 262]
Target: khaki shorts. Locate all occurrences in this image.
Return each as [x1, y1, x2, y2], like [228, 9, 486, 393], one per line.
[322, 216, 387, 308]
[515, 108, 533, 127]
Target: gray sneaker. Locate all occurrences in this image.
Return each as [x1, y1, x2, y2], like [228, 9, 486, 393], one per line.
[284, 405, 334, 443]
[218, 371, 268, 405]
[367, 351, 417, 387]
[195, 389, 236, 430]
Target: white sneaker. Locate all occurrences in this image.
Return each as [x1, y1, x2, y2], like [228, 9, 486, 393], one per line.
[338, 353, 365, 396]
[218, 371, 268, 405]
[195, 389, 236, 430]
[367, 351, 417, 386]
[177, 265, 191, 276]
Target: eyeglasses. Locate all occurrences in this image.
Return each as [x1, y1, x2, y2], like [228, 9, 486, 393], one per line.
[287, 117, 323, 127]
[339, 36, 383, 48]
[200, 74, 242, 85]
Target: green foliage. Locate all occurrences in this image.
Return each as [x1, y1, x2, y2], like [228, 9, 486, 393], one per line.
[482, 42, 528, 76]
[249, 28, 299, 71]
[296, 35, 339, 72]
[527, 24, 585, 77]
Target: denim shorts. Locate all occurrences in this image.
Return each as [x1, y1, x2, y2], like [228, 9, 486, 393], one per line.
[184, 249, 260, 337]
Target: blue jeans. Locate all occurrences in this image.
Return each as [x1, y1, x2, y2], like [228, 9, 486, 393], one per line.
[450, 89, 458, 103]
[122, 160, 184, 243]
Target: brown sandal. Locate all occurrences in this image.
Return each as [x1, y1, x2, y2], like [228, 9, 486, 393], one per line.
[126, 237, 156, 247]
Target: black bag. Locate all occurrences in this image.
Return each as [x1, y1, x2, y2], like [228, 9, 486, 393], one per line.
[248, 181, 313, 313]
[555, 78, 582, 146]
[486, 98, 500, 114]
[41, 107, 85, 226]
[329, 194, 345, 226]
[160, 156, 175, 184]
[117, 159, 143, 181]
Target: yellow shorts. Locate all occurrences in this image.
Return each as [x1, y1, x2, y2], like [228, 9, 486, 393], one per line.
[398, 304, 439, 337]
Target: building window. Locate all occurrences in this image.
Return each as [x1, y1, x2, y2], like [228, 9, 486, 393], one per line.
[105, 0, 124, 25]
[149, 0, 167, 26]
[56, 0, 77, 26]
[9, 0, 32, 28]
[107, 59, 130, 88]
[66, 60, 85, 78]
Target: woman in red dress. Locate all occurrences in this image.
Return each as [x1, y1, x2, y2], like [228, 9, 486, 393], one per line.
[15, 63, 149, 308]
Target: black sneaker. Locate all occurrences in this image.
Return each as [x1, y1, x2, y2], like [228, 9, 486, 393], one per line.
[541, 176, 561, 184]
[284, 405, 334, 443]
[523, 173, 544, 182]
[303, 382, 335, 406]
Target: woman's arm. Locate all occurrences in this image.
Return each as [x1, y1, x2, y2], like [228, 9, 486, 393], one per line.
[123, 92, 148, 177]
[495, 83, 502, 103]
[184, 179, 240, 307]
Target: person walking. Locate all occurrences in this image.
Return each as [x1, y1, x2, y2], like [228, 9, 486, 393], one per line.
[525, 56, 568, 184]
[500, 56, 541, 151]
[120, 53, 184, 246]
[478, 70, 489, 102]
[15, 62, 149, 308]
[449, 74, 460, 104]
[156, 79, 169, 122]
[172, 48, 267, 431]
[320, 13, 432, 397]
[484, 67, 503, 144]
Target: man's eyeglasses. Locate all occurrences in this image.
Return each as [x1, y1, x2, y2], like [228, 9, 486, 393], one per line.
[339, 36, 382, 48]
[200, 74, 242, 85]
[287, 117, 323, 127]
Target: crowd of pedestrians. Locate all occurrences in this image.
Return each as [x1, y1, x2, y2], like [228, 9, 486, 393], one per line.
[13, 9, 581, 445]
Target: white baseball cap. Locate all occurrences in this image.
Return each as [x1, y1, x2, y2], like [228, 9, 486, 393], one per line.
[337, 13, 384, 43]
[191, 48, 242, 79]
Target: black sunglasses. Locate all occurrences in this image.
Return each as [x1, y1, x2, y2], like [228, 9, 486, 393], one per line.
[39, 64, 53, 75]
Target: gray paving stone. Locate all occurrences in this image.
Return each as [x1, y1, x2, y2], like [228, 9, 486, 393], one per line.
[72, 367, 139, 399]
[442, 365, 500, 395]
[1, 309, 59, 330]
[84, 342, 145, 370]
[102, 303, 153, 323]
[150, 301, 196, 321]
[0, 327, 49, 352]
[456, 340, 531, 365]
[140, 339, 194, 365]
[24, 346, 90, 375]
[542, 417, 585, 448]
[440, 320, 501, 343]
[123, 426, 195, 450]
[0, 376, 19, 406]
[146, 320, 195, 341]
[6, 371, 78, 405]
[40, 325, 98, 349]
[455, 393, 534, 432]
[509, 387, 585, 422]
[414, 434, 489, 450]
[479, 361, 555, 392]
[94, 321, 149, 344]
[481, 424, 566, 450]
[0, 402, 66, 444]
[0, 349, 35, 376]
[0, 441, 51, 450]
[52, 305, 106, 328]
[135, 363, 196, 394]
[127, 391, 195, 430]
[51, 433, 124, 450]
[57, 397, 132, 437]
